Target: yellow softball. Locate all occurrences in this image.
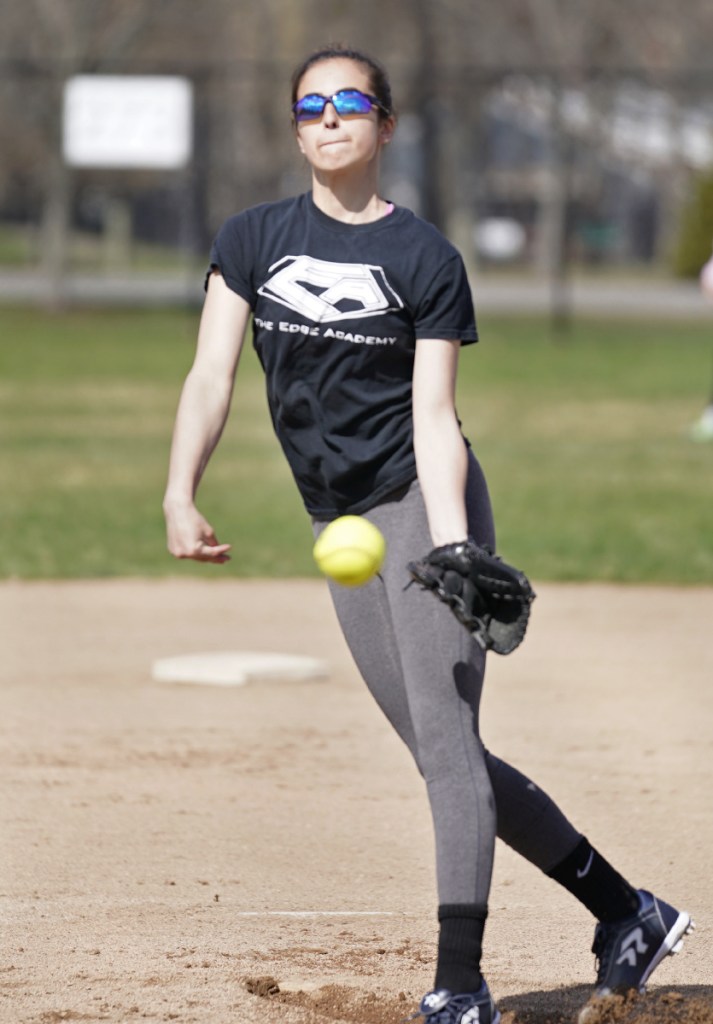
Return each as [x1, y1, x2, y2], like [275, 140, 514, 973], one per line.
[313, 515, 386, 587]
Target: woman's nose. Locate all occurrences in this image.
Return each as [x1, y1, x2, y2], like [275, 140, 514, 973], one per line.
[321, 100, 340, 127]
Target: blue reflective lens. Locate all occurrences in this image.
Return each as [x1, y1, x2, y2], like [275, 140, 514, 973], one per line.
[294, 94, 328, 120]
[332, 89, 374, 115]
[293, 89, 377, 122]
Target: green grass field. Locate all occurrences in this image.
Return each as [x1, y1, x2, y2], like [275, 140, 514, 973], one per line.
[1, 306, 712, 582]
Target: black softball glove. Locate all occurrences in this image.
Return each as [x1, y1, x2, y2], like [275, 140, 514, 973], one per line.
[407, 540, 536, 655]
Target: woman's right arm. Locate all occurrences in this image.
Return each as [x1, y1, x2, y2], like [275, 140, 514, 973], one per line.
[162, 271, 251, 563]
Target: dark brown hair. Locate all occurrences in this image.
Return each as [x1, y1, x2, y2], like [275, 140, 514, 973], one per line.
[291, 45, 393, 120]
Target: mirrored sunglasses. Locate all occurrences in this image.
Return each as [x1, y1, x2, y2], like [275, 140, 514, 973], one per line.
[292, 88, 387, 123]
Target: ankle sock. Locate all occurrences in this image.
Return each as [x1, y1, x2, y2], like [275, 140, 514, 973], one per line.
[547, 836, 641, 922]
[434, 904, 486, 993]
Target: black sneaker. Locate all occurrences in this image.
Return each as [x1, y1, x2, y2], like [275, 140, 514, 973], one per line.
[590, 889, 694, 997]
[410, 983, 500, 1024]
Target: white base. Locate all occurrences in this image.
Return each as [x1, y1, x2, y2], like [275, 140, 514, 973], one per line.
[151, 650, 329, 687]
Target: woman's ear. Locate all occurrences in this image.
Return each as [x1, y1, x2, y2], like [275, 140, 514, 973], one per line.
[379, 116, 396, 145]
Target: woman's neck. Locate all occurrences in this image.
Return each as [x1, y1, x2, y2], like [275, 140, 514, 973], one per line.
[311, 173, 389, 224]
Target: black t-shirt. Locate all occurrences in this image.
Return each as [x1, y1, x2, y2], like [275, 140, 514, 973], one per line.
[208, 191, 478, 517]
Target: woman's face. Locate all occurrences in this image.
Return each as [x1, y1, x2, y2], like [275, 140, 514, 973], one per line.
[293, 58, 393, 176]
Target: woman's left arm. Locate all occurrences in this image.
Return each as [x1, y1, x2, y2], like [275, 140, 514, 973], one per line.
[412, 337, 469, 547]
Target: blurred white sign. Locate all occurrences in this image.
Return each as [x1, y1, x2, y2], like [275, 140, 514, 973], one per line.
[63, 75, 193, 169]
[474, 218, 526, 261]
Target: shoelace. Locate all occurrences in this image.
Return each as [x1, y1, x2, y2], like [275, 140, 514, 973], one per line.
[591, 923, 613, 982]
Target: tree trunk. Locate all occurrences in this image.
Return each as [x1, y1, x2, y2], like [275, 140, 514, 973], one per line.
[535, 79, 572, 334]
[40, 123, 72, 310]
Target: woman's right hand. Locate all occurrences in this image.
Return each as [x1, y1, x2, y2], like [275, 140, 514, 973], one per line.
[163, 500, 232, 564]
[162, 273, 249, 567]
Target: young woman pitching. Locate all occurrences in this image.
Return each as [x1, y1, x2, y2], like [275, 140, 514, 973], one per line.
[163, 45, 693, 1024]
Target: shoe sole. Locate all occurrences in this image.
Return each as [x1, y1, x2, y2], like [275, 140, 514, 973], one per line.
[638, 910, 695, 991]
[459, 1005, 501, 1024]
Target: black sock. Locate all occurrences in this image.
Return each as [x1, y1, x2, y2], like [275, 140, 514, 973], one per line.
[434, 904, 486, 994]
[547, 836, 641, 922]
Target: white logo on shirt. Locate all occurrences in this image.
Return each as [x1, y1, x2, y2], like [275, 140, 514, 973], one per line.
[258, 255, 404, 323]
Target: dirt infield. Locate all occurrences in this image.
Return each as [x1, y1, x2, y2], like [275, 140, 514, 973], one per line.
[2, 579, 711, 1024]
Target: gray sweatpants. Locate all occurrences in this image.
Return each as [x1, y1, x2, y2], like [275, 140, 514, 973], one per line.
[314, 452, 580, 907]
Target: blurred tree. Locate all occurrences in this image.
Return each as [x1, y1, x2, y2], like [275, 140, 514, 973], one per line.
[0, 0, 220, 304]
